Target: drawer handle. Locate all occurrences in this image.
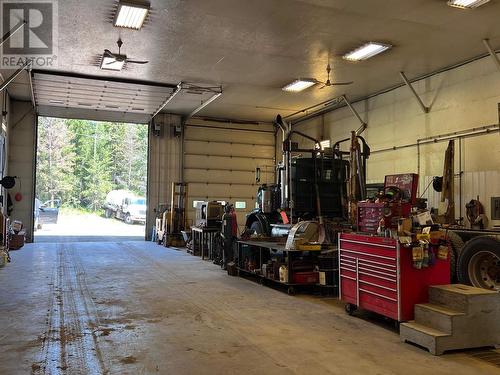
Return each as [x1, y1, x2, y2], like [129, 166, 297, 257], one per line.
[359, 279, 397, 292]
[359, 288, 397, 302]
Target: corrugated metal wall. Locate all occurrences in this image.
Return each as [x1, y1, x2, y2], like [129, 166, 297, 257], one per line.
[183, 118, 275, 231]
[422, 171, 500, 227]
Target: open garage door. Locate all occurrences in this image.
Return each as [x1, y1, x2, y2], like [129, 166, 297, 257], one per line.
[183, 119, 276, 231]
[32, 71, 178, 124]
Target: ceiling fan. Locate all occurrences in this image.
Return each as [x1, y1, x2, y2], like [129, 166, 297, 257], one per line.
[315, 63, 353, 89]
[100, 38, 149, 71]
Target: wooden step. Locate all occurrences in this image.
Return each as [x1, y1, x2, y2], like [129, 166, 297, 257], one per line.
[429, 284, 499, 314]
[416, 303, 465, 316]
[400, 321, 450, 355]
[401, 321, 450, 338]
[414, 303, 465, 333]
[431, 284, 498, 296]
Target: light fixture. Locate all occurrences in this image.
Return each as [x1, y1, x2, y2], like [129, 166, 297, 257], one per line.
[447, 0, 490, 9]
[114, 0, 150, 30]
[282, 79, 317, 92]
[320, 140, 331, 150]
[100, 56, 125, 71]
[343, 42, 392, 61]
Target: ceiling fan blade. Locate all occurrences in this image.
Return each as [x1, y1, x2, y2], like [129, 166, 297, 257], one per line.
[319, 85, 327, 90]
[104, 49, 117, 58]
[126, 59, 149, 64]
[331, 81, 354, 86]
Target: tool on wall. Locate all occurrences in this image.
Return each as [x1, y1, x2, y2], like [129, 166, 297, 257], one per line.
[439, 140, 455, 224]
[466, 197, 487, 230]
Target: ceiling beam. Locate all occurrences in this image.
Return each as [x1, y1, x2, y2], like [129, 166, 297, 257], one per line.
[483, 39, 500, 72]
[152, 82, 182, 119]
[399, 71, 430, 114]
[185, 90, 222, 121]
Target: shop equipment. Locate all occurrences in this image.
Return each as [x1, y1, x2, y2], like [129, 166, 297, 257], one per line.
[245, 115, 363, 239]
[339, 232, 450, 322]
[165, 182, 188, 247]
[356, 173, 418, 233]
[221, 204, 238, 268]
[195, 201, 223, 227]
[236, 239, 324, 295]
[190, 201, 224, 259]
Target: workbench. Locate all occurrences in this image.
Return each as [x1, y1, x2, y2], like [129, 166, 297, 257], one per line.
[190, 227, 220, 260]
[236, 240, 323, 295]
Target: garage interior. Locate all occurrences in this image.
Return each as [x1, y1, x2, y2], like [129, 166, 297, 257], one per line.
[0, 0, 499, 374]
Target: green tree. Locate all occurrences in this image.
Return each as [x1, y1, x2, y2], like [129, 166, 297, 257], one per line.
[37, 117, 148, 212]
[36, 117, 75, 204]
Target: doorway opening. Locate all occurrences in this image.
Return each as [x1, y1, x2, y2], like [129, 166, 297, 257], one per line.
[34, 117, 149, 242]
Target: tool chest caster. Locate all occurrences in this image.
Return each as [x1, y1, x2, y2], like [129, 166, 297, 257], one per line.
[345, 303, 357, 315]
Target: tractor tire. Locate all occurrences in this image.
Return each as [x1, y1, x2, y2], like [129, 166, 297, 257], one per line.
[105, 208, 113, 218]
[447, 231, 464, 282]
[457, 236, 500, 290]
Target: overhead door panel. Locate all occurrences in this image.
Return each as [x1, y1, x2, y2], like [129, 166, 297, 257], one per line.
[32, 71, 177, 123]
[184, 120, 275, 230]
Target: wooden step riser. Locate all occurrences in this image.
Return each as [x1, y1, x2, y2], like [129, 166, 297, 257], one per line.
[400, 325, 451, 356]
[401, 323, 499, 356]
[429, 285, 500, 314]
[428, 288, 468, 313]
[414, 306, 455, 334]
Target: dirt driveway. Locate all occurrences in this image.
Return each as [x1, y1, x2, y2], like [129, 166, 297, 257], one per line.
[35, 210, 146, 242]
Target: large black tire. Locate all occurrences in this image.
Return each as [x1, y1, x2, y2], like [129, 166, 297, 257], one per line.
[457, 236, 500, 290]
[447, 231, 464, 282]
[105, 208, 113, 218]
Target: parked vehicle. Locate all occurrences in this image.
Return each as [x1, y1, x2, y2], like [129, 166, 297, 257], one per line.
[447, 229, 500, 291]
[104, 190, 146, 224]
[38, 199, 61, 225]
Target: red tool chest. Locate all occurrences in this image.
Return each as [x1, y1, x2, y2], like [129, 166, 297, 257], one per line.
[339, 232, 450, 322]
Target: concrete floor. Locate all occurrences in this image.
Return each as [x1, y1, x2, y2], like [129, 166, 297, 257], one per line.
[0, 242, 498, 375]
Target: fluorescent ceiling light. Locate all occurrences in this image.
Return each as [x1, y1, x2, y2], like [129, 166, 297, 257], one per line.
[282, 79, 316, 92]
[447, 0, 490, 9]
[100, 56, 125, 71]
[114, 1, 150, 30]
[343, 42, 392, 61]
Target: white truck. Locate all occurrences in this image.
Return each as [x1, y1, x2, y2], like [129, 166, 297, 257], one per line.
[104, 190, 146, 224]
